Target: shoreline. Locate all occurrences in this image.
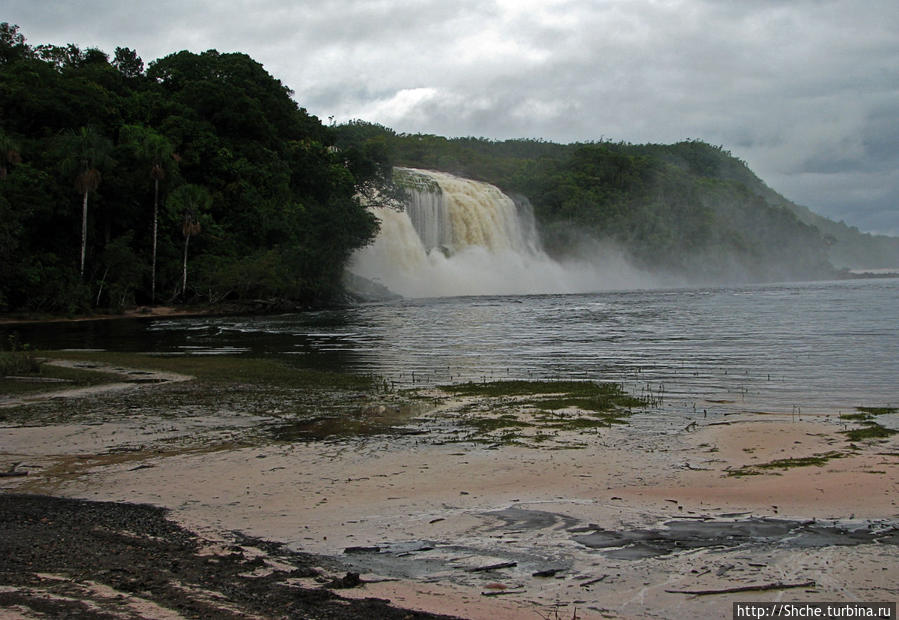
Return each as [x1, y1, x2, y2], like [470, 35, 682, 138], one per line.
[0, 303, 257, 326]
[1, 358, 897, 618]
[2, 273, 897, 327]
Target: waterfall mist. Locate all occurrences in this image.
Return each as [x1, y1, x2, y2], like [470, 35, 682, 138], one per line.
[347, 168, 657, 298]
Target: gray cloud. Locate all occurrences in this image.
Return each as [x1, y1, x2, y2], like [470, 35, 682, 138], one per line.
[4, 0, 897, 234]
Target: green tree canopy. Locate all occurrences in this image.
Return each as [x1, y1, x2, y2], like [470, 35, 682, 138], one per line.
[0, 26, 387, 312]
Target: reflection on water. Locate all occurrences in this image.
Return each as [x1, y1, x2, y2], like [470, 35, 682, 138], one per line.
[6, 279, 898, 415]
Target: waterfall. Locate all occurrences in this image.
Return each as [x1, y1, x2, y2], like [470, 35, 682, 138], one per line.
[399, 168, 539, 256]
[347, 168, 639, 298]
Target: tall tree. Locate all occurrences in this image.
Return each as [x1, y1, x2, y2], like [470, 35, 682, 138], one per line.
[120, 125, 175, 302]
[112, 46, 143, 78]
[167, 184, 211, 298]
[58, 126, 115, 278]
[0, 22, 31, 65]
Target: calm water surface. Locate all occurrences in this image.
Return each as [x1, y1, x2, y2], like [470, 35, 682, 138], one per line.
[8, 278, 898, 416]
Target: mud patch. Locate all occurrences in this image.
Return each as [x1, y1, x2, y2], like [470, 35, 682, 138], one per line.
[487, 506, 580, 532]
[269, 403, 428, 441]
[0, 493, 456, 619]
[571, 517, 899, 559]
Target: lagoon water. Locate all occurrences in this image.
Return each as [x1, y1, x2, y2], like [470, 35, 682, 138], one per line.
[11, 278, 899, 418]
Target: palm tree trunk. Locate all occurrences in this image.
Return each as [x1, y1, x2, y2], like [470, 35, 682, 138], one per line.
[152, 178, 159, 303]
[182, 233, 190, 298]
[80, 190, 89, 278]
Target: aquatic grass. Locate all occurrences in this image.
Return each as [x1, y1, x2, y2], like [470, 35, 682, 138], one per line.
[2, 351, 425, 446]
[441, 380, 647, 412]
[269, 404, 425, 442]
[839, 406, 898, 443]
[842, 424, 898, 442]
[42, 350, 376, 391]
[443, 379, 629, 398]
[0, 334, 43, 376]
[724, 469, 765, 478]
[537, 413, 629, 429]
[0, 364, 123, 397]
[753, 452, 845, 469]
[443, 379, 647, 448]
[839, 413, 874, 422]
[855, 406, 898, 416]
[0, 337, 129, 396]
[727, 451, 846, 477]
[0, 350, 43, 376]
[525, 394, 645, 413]
[465, 414, 533, 433]
[840, 407, 897, 423]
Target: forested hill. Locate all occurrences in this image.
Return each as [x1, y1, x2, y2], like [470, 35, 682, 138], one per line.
[3, 25, 896, 315]
[0, 24, 391, 314]
[335, 122, 899, 281]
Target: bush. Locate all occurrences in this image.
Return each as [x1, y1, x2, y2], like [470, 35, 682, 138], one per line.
[0, 334, 43, 375]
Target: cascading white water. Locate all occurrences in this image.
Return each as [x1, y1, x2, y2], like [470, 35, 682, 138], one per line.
[400, 168, 539, 256]
[347, 168, 648, 297]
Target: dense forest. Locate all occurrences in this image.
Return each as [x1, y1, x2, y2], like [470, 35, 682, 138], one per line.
[2, 25, 896, 314]
[0, 24, 392, 314]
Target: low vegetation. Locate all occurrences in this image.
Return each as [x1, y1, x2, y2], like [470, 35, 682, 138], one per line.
[439, 380, 648, 447]
[727, 406, 897, 476]
[41, 350, 376, 391]
[841, 407, 899, 443]
[727, 451, 846, 477]
[0, 335, 42, 376]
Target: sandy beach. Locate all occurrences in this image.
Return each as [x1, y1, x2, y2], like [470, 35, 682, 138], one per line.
[1, 360, 897, 618]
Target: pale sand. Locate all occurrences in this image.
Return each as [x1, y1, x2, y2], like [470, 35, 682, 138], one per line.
[2, 395, 897, 618]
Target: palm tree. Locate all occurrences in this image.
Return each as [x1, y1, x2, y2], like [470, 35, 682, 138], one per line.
[121, 125, 174, 303]
[167, 184, 210, 299]
[59, 127, 115, 278]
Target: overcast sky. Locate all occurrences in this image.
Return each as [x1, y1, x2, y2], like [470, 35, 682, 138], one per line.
[5, 0, 898, 235]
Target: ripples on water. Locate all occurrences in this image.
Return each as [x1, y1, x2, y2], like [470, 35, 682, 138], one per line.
[10, 279, 899, 417]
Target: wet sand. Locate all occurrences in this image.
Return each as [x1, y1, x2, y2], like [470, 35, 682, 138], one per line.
[1, 369, 897, 618]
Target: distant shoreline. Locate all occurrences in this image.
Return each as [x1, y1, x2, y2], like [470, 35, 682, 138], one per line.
[0, 305, 216, 326]
[846, 268, 899, 276]
[1, 272, 896, 327]
[0, 299, 318, 327]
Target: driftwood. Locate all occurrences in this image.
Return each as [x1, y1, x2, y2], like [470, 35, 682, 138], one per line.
[467, 561, 517, 573]
[532, 568, 560, 578]
[1, 463, 28, 477]
[396, 545, 434, 557]
[343, 546, 380, 554]
[579, 575, 608, 587]
[665, 580, 815, 596]
[324, 572, 362, 589]
[481, 589, 526, 597]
